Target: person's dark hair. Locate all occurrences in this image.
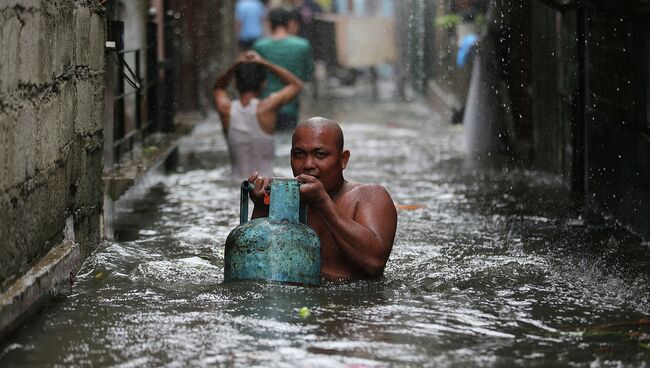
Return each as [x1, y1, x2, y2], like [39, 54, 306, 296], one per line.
[235, 63, 266, 94]
[289, 7, 302, 25]
[269, 7, 290, 30]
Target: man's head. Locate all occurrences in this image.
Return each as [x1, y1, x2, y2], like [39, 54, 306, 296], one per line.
[234, 63, 266, 94]
[291, 117, 350, 193]
[268, 7, 291, 32]
[288, 7, 302, 35]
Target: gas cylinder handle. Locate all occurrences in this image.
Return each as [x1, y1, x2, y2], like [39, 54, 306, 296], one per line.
[240, 180, 252, 224]
[299, 202, 307, 225]
[297, 182, 307, 225]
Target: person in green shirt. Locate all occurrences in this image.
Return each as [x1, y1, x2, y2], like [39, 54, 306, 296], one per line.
[253, 7, 314, 131]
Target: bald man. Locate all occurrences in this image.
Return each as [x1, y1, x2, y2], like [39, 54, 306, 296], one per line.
[248, 117, 398, 280]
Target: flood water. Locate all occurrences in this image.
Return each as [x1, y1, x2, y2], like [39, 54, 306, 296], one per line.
[2, 91, 650, 367]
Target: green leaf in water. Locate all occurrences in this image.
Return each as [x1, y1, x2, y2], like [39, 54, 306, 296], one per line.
[143, 146, 159, 155]
[640, 342, 650, 350]
[298, 307, 311, 319]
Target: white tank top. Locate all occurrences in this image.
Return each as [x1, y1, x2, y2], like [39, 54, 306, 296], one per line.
[226, 99, 274, 182]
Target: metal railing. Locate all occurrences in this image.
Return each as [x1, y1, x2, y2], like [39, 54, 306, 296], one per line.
[113, 44, 163, 160]
[105, 20, 172, 171]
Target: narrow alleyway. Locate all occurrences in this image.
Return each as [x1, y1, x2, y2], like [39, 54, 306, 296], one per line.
[2, 91, 650, 366]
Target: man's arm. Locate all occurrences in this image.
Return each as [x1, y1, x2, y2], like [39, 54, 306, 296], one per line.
[256, 55, 304, 133]
[213, 60, 240, 134]
[298, 175, 397, 276]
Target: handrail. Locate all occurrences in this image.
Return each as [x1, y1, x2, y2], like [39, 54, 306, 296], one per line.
[107, 19, 169, 172]
[112, 129, 139, 149]
[240, 181, 252, 224]
[114, 80, 156, 100]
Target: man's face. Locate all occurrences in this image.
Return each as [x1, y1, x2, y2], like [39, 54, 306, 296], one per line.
[291, 126, 349, 193]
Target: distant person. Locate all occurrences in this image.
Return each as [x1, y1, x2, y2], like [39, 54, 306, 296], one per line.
[289, 0, 322, 38]
[236, 0, 266, 51]
[247, 117, 398, 280]
[452, 31, 478, 125]
[452, 5, 482, 124]
[253, 7, 314, 131]
[287, 6, 303, 36]
[214, 51, 303, 182]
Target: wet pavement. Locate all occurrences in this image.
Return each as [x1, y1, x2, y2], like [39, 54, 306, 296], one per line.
[2, 91, 650, 367]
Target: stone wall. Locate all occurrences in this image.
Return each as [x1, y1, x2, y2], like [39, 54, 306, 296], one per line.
[0, 0, 105, 291]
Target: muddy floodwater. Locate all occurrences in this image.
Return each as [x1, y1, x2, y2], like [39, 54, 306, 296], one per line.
[2, 95, 650, 367]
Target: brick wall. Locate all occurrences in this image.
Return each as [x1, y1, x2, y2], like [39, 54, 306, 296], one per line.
[0, 0, 105, 291]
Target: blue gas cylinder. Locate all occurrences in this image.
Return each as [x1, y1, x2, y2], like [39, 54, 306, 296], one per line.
[224, 178, 321, 286]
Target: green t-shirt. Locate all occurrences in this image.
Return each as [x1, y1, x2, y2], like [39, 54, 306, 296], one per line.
[253, 36, 313, 119]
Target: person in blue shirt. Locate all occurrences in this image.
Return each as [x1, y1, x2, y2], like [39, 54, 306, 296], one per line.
[236, 0, 266, 51]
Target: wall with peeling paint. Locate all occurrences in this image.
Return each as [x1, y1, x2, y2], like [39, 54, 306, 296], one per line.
[0, 0, 105, 291]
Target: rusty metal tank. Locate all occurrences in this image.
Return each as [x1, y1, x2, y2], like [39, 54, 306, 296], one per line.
[224, 178, 321, 286]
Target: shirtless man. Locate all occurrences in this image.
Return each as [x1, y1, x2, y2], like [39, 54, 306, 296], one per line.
[214, 51, 303, 182]
[248, 117, 398, 280]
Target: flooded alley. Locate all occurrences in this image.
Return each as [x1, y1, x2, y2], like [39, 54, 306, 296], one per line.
[2, 92, 650, 366]
[2, 0, 650, 366]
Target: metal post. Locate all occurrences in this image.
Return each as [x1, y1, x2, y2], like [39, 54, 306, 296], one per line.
[135, 50, 142, 141]
[575, 0, 586, 194]
[104, 19, 116, 172]
[161, 5, 176, 133]
[113, 21, 126, 168]
[240, 181, 252, 225]
[147, 20, 158, 133]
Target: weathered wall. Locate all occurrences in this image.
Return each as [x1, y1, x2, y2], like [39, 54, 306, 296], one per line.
[530, 2, 579, 183]
[583, 1, 650, 238]
[0, 0, 105, 291]
[504, 0, 650, 238]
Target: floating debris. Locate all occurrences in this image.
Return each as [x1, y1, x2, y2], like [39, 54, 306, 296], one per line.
[298, 307, 311, 319]
[395, 204, 425, 211]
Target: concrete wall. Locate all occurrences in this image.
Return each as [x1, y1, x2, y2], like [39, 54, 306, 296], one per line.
[0, 0, 105, 291]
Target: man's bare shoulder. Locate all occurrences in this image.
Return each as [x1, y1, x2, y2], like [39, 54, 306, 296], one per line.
[341, 183, 394, 205]
[341, 183, 397, 231]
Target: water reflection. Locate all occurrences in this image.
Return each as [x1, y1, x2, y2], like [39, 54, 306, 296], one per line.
[1, 96, 649, 367]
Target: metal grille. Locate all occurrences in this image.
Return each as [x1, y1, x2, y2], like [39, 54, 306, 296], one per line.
[106, 20, 165, 170]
